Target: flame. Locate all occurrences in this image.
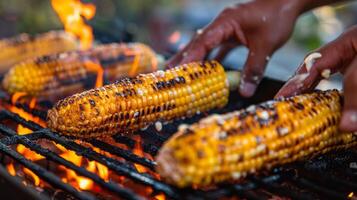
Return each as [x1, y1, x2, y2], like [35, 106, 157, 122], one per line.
[7, 96, 109, 191]
[6, 92, 162, 196]
[59, 145, 109, 190]
[168, 31, 181, 44]
[7, 95, 46, 128]
[132, 136, 148, 173]
[349, 192, 354, 198]
[11, 92, 27, 105]
[124, 47, 158, 77]
[29, 98, 37, 109]
[129, 53, 141, 77]
[154, 194, 166, 200]
[17, 144, 44, 161]
[24, 168, 40, 186]
[7, 163, 16, 176]
[60, 150, 94, 190]
[84, 60, 104, 88]
[6, 95, 44, 186]
[51, 0, 96, 49]
[96, 162, 109, 181]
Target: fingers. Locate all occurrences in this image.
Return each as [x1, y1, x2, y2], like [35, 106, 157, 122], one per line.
[340, 58, 357, 132]
[166, 7, 246, 68]
[239, 47, 272, 97]
[213, 41, 238, 62]
[275, 37, 352, 98]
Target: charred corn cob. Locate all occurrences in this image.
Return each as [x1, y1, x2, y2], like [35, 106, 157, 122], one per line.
[0, 30, 78, 73]
[2, 43, 157, 100]
[156, 90, 357, 188]
[47, 61, 229, 138]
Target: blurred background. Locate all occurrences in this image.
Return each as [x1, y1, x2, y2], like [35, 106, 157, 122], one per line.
[0, 0, 356, 83]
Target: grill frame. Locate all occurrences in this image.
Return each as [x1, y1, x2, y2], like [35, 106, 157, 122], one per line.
[0, 77, 356, 200]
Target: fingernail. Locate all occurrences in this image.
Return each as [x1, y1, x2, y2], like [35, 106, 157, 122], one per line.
[340, 110, 357, 131]
[239, 82, 257, 97]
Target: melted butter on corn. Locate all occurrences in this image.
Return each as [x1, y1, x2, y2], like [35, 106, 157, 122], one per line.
[156, 90, 357, 188]
[47, 61, 229, 138]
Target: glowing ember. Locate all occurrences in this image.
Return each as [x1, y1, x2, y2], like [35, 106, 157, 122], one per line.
[349, 192, 355, 198]
[11, 92, 27, 105]
[23, 168, 41, 186]
[7, 96, 109, 192]
[78, 177, 93, 190]
[51, 0, 96, 49]
[154, 193, 166, 200]
[8, 106, 45, 128]
[59, 145, 109, 190]
[96, 162, 109, 181]
[7, 163, 16, 176]
[29, 98, 37, 109]
[132, 135, 150, 173]
[16, 144, 44, 161]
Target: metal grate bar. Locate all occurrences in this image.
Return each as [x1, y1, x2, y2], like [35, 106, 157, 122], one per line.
[88, 139, 156, 170]
[0, 109, 180, 198]
[297, 167, 357, 192]
[0, 142, 96, 200]
[113, 135, 160, 156]
[291, 177, 348, 199]
[137, 129, 168, 144]
[249, 176, 316, 200]
[1, 98, 357, 200]
[1, 110, 43, 130]
[0, 125, 143, 200]
[41, 130, 180, 199]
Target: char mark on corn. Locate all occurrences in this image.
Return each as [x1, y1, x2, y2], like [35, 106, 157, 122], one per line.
[46, 61, 229, 138]
[156, 90, 356, 188]
[2, 43, 156, 100]
[0, 30, 78, 73]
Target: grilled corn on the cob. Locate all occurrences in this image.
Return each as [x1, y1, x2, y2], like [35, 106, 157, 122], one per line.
[2, 43, 157, 100]
[156, 90, 356, 188]
[47, 61, 229, 138]
[0, 30, 78, 73]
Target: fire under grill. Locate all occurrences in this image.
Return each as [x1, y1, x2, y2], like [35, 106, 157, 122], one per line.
[0, 78, 356, 200]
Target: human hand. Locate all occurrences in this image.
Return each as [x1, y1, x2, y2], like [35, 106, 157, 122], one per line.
[276, 26, 357, 132]
[167, 0, 304, 97]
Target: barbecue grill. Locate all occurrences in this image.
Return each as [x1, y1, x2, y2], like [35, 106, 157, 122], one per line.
[0, 77, 356, 200]
[0, 0, 356, 199]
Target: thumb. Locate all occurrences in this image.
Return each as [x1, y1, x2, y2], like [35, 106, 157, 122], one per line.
[340, 58, 357, 132]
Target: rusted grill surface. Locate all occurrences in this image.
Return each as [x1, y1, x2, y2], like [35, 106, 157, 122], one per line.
[0, 78, 356, 200]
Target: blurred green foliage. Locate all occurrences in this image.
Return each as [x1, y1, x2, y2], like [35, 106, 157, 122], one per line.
[292, 14, 323, 51]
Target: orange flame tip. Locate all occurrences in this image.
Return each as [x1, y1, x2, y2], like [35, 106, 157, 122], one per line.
[11, 92, 27, 105]
[7, 164, 16, 176]
[51, 0, 96, 49]
[129, 53, 141, 77]
[23, 168, 40, 186]
[83, 60, 104, 88]
[154, 193, 166, 200]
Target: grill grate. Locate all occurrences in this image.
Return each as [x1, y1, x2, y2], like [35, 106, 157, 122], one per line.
[0, 78, 356, 200]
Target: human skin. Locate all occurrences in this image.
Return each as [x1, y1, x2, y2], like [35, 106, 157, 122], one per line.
[167, 0, 356, 131]
[276, 26, 357, 132]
